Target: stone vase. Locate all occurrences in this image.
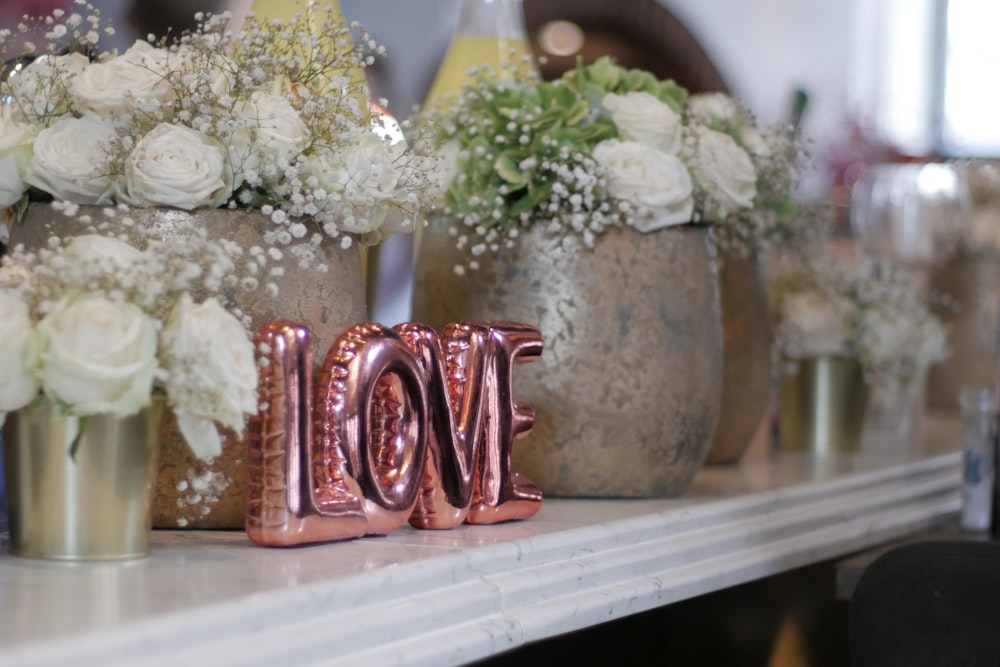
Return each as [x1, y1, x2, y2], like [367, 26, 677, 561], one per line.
[703, 255, 772, 465]
[13, 204, 367, 528]
[412, 220, 723, 498]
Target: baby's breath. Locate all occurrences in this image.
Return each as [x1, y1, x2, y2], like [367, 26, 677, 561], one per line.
[0, 202, 248, 324]
[0, 0, 437, 257]
[427, 56, 806, 272]
[771, 255, 947, 390]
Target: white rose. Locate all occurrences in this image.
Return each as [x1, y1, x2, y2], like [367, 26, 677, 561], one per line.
[26, 116, 118, 204]
[687, 92, 744, 126]
[241, 91, 310, 168]
[691, 127, 757, 217]
[740, 127, 773, 159]
[0, 290, 40, 413]
[603, 91, 684, 155]
[783, 291, 849, 357]
[70, 41, 173, 118]
[8, 52, 90, 119]
[224, 127, 257, 188]
[306, 133, 402, 233]
[339, 133, 402, 202]
[36, 294, 157, 417]
[161, 295, 257, 460]
[0, 107, 36, 207]
[593, 139, 694, 230]
[122, 123, 232, 210]
[168, 45, 232, 99]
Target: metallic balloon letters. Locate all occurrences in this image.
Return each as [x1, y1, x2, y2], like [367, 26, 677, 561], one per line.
[245, 320, 544, 547]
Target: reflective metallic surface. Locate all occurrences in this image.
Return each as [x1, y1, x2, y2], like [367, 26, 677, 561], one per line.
[413, 221, 723, 498]
[246, 320, 543, 547]
[245, 322, 369, 547]
[778, 356, 868, 453]
[319, 322, 428, 536]
[2, 401, 163, 561]
[396, 323, 488, 529]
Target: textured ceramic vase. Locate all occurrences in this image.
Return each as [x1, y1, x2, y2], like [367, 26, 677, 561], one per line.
[2, 400, 163, 560]
[412, 220, 723, 498]
[927, 255, 1000, 409]
[703, 255, 772, 465]
[13, 204, 367, 528]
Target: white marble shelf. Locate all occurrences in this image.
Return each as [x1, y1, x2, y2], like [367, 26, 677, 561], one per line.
[0, 418, 962, 667]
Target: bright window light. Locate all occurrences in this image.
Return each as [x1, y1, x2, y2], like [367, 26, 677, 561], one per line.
[942, 0, 1000, 156]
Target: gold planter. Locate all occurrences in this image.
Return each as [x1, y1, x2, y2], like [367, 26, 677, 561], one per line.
[14, 204, 368, 529]
[778, 356, 868, 453]
[413, 220, 722, 498]
[2, 400, 163, 560]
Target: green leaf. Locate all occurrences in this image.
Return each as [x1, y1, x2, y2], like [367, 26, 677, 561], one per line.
[578, 117, 617, 143]
[654, 81, 688, 112]
[68, 416, 86, 462]
[563, 99, 591, 127]
[495, 153, 529, 186]
[621, 69, 657, 93]
[510, 181, 551, 216]
[15, 192, 29, 222]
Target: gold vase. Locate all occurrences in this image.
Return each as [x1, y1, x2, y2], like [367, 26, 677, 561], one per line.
[2, 400, 164, 560]
[13, 204, 368, 529]
[778, 356, 868, 453]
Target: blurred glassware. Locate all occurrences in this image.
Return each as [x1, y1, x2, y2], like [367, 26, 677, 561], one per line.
[959, 387, 996, 532]
[850, 162, 971, 267]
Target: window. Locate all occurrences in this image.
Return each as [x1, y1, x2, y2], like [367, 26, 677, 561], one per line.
[852, 0, 1000, 157]
[942, 0, 1000, 155]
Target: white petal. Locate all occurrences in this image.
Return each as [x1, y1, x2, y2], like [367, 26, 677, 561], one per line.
[175, 411, 223, 461]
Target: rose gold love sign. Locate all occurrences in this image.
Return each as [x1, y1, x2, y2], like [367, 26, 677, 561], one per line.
[245, 320, 544, 547]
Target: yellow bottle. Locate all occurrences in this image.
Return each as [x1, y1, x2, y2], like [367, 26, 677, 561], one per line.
[424, 0, 535, 108]
[247, 0, 346, 29]
[247, 0, 368, 98]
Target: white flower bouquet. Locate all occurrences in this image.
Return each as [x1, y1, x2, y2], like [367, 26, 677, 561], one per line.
[0, 0, 435, 251]
[0, 203, 257, 460]
[428, 56, 802, 272]
[770, 255, 947, 390]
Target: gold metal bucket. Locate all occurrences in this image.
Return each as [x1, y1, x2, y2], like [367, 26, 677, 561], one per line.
[778, 356, 869, 453]
[2, 400, 163, 560]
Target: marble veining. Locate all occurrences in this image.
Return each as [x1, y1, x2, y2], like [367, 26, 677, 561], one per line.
[0, 416, 962, 666]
